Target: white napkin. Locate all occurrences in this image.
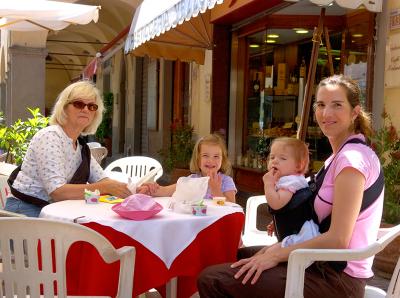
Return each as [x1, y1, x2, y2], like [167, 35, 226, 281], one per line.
[127, 177, 139, 194]
[170, 176, 209, 213]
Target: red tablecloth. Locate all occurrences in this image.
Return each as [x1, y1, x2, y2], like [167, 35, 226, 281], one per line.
[66, 212, 244, 298]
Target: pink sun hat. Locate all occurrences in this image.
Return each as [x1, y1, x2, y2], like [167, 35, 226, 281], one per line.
[112, 194, 163, 220]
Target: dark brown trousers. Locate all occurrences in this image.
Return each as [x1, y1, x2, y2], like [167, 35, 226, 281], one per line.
[197, 246, 367, 298]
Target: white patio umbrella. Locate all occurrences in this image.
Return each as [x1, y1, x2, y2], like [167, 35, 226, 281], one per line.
[0, 0, 100, 31]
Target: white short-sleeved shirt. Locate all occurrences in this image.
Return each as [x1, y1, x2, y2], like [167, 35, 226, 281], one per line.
[13, 125, 107, 202]
[275, 175, 309, 193]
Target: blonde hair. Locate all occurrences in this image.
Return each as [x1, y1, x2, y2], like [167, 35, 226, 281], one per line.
[316, 75, 372, 137]
[49, 80, 104, 135]
[190, 134, 232, 176]
[270, 137, 310, 174]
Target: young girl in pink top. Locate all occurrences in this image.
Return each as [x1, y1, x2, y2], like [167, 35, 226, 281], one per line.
[197, 75, 384, 298]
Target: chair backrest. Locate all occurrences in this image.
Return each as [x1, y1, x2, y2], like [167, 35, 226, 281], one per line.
[285, 224, 400, 298]
[0, 217, 135, 298]
[105, 156, 163, 182]
[242, 195, 277, 247]
[244, 195, 266, 236]
[90, 146, 108, 165]
[87, 141, 102, 149]
[0, 176, 10, 209]
[0, 162, 17, 177]
[0, 163, 17, 209]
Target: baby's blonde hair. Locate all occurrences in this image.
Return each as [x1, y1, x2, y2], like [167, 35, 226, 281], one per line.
[270, 137, 310, 174]
[190, 134, 232, 175]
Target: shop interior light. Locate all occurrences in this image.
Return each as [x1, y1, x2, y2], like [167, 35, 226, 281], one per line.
[295, 29, 309, 34]
[249, 44, 260, 48]
[266, 39, 276, 43]
[335, 57, 341, 60]
[352, 33, 363, 38]
[267, 34, 279, 38]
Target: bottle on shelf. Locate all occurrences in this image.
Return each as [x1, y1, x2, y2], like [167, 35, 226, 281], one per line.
[252, 72, 261, 96]
[299, 57, 306, 78]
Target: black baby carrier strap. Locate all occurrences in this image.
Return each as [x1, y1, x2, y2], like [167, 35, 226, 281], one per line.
[8, 136, 91, 208]
[313, 138, 384, 231]
[312, 138, 384, 272]
[268, 187, 314, 242]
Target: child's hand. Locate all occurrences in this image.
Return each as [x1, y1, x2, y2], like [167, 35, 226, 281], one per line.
[267, 220, 275, 237]
[207, 170, 223, 197]
[137, 182, 159, 196]
[262, 169, 279, 188]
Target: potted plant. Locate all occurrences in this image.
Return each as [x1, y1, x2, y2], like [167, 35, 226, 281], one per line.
[159, 120, 195, 183]
[96, 92, 113, 155]
[0, 108, 49, 165]
[371, 111, 400, 278]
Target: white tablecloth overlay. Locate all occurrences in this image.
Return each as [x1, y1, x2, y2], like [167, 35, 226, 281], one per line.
[39, 198, 243, 268]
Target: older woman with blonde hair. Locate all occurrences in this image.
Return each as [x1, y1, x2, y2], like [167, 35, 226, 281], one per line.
[5, 81, 140, 217]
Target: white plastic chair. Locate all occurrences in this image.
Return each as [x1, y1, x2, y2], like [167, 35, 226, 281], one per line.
[0, 217, 136, 298]
[90, 146, 108, 165]
[285, 224, 400, 298]
[242, 195, 278, 247]
[0, 175, 10, 209]
[87, 142, 102, 149]
[0, 162, 16, 209]
[105, 156, 163, 182]
[0, 209, 26, 217]
[0, 162, 17, 177]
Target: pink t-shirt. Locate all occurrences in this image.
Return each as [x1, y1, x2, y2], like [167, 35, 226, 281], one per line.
[314, 134, 384, 278]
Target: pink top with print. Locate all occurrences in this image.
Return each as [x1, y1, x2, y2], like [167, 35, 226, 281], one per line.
[314, 134, 384, 278]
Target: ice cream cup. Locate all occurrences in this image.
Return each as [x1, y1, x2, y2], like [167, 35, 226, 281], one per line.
[192, 204, 207, 216]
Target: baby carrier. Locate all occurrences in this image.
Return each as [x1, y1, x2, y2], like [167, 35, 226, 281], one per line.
[268, 138, 384, 271]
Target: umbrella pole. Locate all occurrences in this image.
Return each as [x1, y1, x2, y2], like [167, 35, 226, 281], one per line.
[297, 8, 325, 141]
[324, 26, 335, 76]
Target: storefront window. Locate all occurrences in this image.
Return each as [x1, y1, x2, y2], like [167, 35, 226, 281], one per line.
[239, 22, 370, 173]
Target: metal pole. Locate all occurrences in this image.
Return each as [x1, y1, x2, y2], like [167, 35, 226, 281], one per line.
[297, 8, 325, 141]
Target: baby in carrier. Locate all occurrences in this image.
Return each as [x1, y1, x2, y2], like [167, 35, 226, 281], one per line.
[263, 137, 319, 247]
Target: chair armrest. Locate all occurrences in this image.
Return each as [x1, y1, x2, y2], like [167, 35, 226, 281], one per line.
[285, 245, 380, 298]
[0, 209, 27, 217]
[115, 246, 136, 298]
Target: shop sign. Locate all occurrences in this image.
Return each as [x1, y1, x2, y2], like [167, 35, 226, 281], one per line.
[385, 33, 400, 88]
[390, 9, 400, 31]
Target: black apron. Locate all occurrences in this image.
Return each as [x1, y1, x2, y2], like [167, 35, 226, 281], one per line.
[7, 137, 91, 208]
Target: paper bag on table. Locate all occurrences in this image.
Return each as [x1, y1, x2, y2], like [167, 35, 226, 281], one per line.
[170, 176, 209, 213]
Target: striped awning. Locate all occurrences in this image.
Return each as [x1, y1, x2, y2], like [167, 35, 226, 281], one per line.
[124, 0, 223, 64]
[285, 0, 382, 12]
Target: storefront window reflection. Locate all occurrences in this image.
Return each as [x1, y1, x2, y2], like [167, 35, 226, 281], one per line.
[240, 23, 369, 173]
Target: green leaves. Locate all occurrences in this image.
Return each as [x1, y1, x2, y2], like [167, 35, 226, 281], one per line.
[0, 108, 49, 165]
[159, 121, 195, 173]
[95, 92, 113, 141]
[371, 113, 400, 224]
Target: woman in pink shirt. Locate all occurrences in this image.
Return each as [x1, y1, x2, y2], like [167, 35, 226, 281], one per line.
[197, 75, 384, 297]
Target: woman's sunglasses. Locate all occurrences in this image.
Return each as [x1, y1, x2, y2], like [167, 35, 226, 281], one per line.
[69, 100, 98, 111]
